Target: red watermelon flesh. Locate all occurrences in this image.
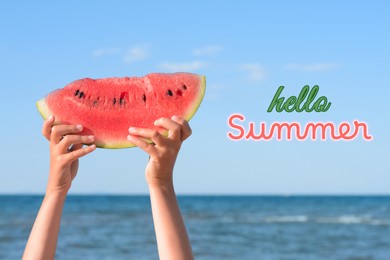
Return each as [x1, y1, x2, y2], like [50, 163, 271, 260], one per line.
[36, 73, 206, 148]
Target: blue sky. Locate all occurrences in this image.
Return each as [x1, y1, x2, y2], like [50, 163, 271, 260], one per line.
[0, 1, 389, 194]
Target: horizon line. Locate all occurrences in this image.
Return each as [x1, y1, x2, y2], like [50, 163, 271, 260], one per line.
[1, 193, 390, 197]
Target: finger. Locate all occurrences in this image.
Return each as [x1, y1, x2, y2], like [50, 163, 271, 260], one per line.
[127, 135, 156, 155]
[67, 143, 83, 152]
[58, 135, 94, 153]
[128, 127, 164, 145]
[51, 124, 83, 144]
[171, 115, 192, 141]
[154, 117, 182, 141]
[62, 145, 96, 164]
[42, 116, 55, 141]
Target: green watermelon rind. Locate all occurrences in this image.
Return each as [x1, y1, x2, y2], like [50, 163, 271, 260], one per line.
[36, 75, 206, 149]
[183, 75, 206, 122]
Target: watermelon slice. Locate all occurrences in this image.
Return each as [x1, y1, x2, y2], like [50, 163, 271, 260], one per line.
[37, 73, 206, 149]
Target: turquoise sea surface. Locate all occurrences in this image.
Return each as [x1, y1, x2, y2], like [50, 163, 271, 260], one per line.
[1, 195, 390, 259]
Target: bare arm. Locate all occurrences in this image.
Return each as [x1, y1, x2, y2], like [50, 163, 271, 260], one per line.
[128, 116, 194, 260]
[23, 192, 66, 260]
[23, 116, 95, 260]
[147, 181, 193, 260]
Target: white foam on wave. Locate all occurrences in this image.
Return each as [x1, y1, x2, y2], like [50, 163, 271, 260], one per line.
[337, 215, 367, 224]
[257, 215, 390, 226]
[316, 215, 390, 225]
[317, 215, 366, 224]
[370, 219, 390, 225]
[264, 215, 309, 223]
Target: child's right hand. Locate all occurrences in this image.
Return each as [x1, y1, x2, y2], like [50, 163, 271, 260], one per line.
[42, 116, 96, 196]
[127, 116, 192, 186]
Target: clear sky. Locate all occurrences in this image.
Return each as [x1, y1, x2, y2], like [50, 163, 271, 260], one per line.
[0, 1, 389, 194]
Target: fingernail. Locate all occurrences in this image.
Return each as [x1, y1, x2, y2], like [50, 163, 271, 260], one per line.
[76, 125, 83, 131]
[154, 119, 160, 125]
[129, 127, 135, 133]
[127, 135, 133, 140]
[48, 115, 54, 121]
[90, 144, 96, 150]
[88, 135, 94, 141]
[172, 115, 178, 120]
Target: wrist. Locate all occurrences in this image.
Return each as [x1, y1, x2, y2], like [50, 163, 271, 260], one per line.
[146, 176, 174, 191]
[45, 188, 68, 200]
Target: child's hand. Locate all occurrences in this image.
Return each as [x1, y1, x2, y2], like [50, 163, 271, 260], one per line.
[127, 116, 192, 185]
[42, 116, 96, 195]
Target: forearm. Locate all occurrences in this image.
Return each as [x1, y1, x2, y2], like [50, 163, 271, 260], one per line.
[23, 192, 67, 260]
[148, 180, 193, 260]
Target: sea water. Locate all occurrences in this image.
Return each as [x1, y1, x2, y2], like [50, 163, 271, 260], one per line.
[1, 196, 390, 259]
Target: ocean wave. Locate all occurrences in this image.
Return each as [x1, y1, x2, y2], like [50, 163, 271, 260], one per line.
[316, 215, 390, 226]
[317, 215, 369, 224]
[263, 215, 309, 223]
[260, 215, 390, 225]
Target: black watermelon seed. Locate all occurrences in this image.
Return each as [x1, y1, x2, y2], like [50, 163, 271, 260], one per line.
[75, 89, 80, 96]
[113, 98, 116, 105]
[119, 98, 124, 105]
[142, 94, 146, 102]
[182, 85, 187, 90]
[79, 92, 85, 98]
[166, 89, 173, 96]
[93, 100, 98, 106]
